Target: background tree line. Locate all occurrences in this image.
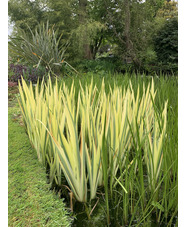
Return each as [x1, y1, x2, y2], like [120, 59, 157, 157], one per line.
[8, 0, 178, 74]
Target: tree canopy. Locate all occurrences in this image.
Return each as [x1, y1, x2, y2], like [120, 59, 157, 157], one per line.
[8, 0, 178, 72]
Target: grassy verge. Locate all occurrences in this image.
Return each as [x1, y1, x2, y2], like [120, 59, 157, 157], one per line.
[8, 94, 72, 226]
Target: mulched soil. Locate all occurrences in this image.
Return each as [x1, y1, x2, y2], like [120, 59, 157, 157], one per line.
[8, 82, 19, 107]
[8, 81, 18, 87]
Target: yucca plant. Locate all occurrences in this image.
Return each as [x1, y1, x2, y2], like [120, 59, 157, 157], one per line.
[9, 21, 68, 75]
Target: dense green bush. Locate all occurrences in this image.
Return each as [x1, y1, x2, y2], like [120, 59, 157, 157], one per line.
[74, 57, 119, 73]
[73, 57, 138, 75]
[153, 18, 178, 67]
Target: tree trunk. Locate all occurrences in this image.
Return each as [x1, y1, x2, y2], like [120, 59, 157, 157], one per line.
[124, 0, 140, 66]
[91, 35, 103, 59]
[79, 0, 92, 59]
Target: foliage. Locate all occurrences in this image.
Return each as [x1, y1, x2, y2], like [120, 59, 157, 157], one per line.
[45, 0, 107, 61]
[71, 21, 106, 60]
[18, 76, 167, 205]
[98, 0, 159, 66]
[8, 0, 48, 33]
[8, 0, 178, 223]
[74, 57, 140, 75]
[8, 0, 178, 73]
[153, 18, 178, 65]
[46, 0, 77, 57]
[156, 0, 178, 19]
[8, 63, 48, 83]
[9, 21, 68, 75]
[74, 57, 121, 73]
[10, 72, 177, 226]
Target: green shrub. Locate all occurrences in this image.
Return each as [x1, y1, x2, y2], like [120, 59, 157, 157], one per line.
[153, 18, 178, 66]
[74, 58, 118, 73]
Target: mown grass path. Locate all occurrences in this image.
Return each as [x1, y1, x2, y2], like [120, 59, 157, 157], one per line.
[8, 89, 72, 227]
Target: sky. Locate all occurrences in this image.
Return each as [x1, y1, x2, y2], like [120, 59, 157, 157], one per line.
[8, 16, 14, 37]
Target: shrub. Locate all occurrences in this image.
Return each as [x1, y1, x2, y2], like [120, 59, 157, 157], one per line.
[153, 18, 178, 66]
[74, 57, 122, 74]
[8, 63, 47, 83]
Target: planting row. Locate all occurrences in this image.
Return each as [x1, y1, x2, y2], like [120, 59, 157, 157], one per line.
[18, 77, 167, 203]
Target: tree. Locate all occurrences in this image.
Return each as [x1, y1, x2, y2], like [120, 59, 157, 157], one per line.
[79, 0, 92, 59]
[46, 0, 106, 61]
[101, 0, 156, 66]
[8, 0, 107, 62]
[156, 0, 178, 19]
[8, 0, 178, 71]
[8, 0, 48, 33]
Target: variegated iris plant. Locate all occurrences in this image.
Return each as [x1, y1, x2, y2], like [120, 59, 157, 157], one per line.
[18, 77, 167, 202]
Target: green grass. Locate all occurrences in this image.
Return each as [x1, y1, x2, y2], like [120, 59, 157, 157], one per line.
[8, 98, 72, 226]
